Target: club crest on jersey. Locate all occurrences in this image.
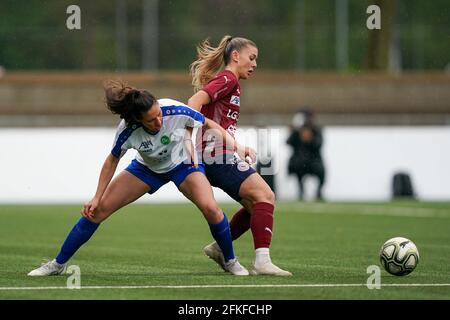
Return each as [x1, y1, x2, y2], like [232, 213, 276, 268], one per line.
[160, 135, 171, 145]
[237, 161, 250, 172]
[227, 124, 237, 136]
[230, 95, 240, 106]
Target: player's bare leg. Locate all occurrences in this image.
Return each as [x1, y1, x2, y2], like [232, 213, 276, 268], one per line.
[28, 171, 149, 276]
[204, 173, 292, 276]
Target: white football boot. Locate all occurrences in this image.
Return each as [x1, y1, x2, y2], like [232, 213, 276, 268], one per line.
[224, 258, 249, 276]
[204, 242, 249, 275]
[249, 261, 293, 276]
[27, 259, 66, 276]
[203, 242, 227, 271]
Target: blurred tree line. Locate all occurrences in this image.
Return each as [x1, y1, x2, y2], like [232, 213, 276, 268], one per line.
[0, 0, 448, 72]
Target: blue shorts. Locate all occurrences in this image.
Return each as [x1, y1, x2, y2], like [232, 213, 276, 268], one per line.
[125, 159, 205, 194]
[204, 154, 256, 202]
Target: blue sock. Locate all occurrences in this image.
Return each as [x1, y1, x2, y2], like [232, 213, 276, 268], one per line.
[55, 217, 99, 264]
[209, 213, 235, 263]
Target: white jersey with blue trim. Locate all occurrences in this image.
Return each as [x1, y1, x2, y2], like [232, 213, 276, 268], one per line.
[111, 98, 205, 173]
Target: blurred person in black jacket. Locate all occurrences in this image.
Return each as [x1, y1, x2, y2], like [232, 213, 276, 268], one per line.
[286, 109, 325, 200]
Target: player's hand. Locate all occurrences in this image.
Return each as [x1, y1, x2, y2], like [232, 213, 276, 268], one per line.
[235, 142, 246, 161]
[190, 142, 199, 168]
[184, 138, 198, 168]
[81, 197, 99, 219]
[244, 146, 257, 164]
[236, 143, 257, 164]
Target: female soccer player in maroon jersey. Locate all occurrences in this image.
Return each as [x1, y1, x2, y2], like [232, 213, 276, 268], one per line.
[187, 35, 292, 276]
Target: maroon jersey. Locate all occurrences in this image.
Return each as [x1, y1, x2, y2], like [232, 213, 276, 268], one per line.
[200, 70, 241, 157]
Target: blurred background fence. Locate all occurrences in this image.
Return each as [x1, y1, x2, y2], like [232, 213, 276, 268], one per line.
[1, 0, 449, 71]
[1, 0, 449, 126]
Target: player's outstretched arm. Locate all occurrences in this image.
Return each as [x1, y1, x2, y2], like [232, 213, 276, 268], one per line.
[187, 90, 210, 111]
[82, 153, 120, 219]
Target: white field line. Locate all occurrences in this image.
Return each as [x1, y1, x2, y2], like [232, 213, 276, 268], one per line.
[1, 283, 450, 291]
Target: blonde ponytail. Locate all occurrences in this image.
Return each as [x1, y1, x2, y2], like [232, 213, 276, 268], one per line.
[190, 35, 233, 92]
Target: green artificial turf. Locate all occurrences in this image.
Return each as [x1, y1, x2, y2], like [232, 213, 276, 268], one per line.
[0, 201, 449, 300]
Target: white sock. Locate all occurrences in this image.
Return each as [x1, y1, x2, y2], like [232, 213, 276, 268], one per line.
[255, 248, 271, 266]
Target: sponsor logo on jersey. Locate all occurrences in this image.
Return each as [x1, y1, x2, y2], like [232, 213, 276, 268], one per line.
[160, 135, 171, 145]
[230, 95, 240, 106]
[139, 140, 154, 150]
[158, 149, 168, 156]
[226, 109, 239, 120]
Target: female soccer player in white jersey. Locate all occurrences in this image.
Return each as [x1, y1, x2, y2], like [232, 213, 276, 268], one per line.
[188, 36, 292, 276]
[27, 80, 248, 276]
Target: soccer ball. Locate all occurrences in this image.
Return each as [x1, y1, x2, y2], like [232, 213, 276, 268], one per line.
[379, 237, 419, 276]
